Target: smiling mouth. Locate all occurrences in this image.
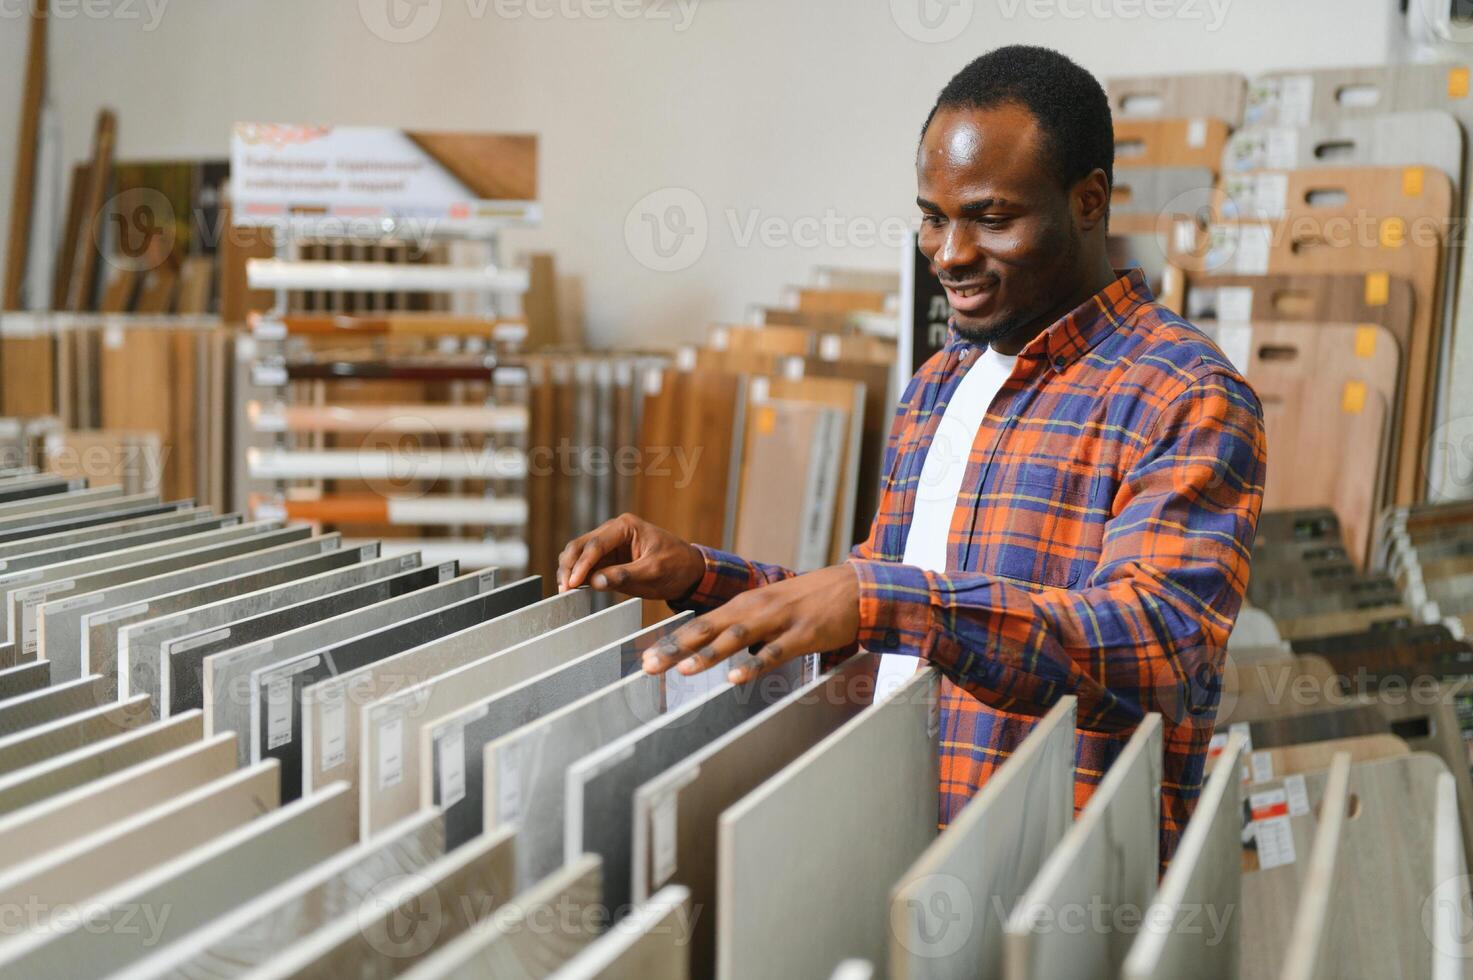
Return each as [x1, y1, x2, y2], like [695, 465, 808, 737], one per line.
[944, 283, 989, 298]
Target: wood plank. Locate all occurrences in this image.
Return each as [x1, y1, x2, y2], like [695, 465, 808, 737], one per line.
[717, 668, 939, 980]
[1004, 715, 1163, 980]
[890, 695, 1075, 980]
[2, 0, 47, 310]
[1107, 72, 1246, 125]
[0, 693, 148, 774]
[547, 884, 692, 980]
[65, 110, 116, 312]
[174, 255, 213, 313]
[405, 131, 538, 201]
[49, 163, 88, 311]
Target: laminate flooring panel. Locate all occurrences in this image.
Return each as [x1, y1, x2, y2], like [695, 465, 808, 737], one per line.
[249, 824, 516, 980]
[397, 854, 603, 980]
[1183, 273, 1415, 357]
[716, 667, 939, 980]
[0, 658, 46, 699]
[890, 696, 1077, 980]
[118, 547, 409, 716]
[628, 653, 876, 977]
[0, 760, 279, 913]
[0, 709, 202, 816]
[1224, 111, 1463, 187]
[483, 670, 665, 890]
[251, 577, 545, 802]
[202, 568, 504, 764]
[1376, 690, 1473, 863]
[547, 883, 692, 980]
[0, 782, 354, 976]
[426, 610, 684, 851]
[1107, 72, 1247, 124]
[0, 475, 75, 504]
[1110, 166, 1215, 217]
[1206, 733, 1408, 781]
[37, 526, 318, 687]
[0, 693, 148, 773]
[0, 731, 234, 867]
[1003, 715, 1164, 980]
[1121, 732, 1247, 980]
[1246, 704, 1390, 750]
[359, 591, 634, 837]
[0, 673, 105, 736]
[161, 556, 446, 718]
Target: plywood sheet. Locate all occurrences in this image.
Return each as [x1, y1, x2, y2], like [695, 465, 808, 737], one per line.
[0, 782, 354, 975]
[359, 593, 634, 837]
[406, 131, 538, 200]
[548, 884, 692, 980]
[0, 732, 234, 868]
[1107, 72, 1247, 124]
[1004, 715, 1163, 980]
[248, 824, 516, 980]
[0, 693, 148, 774]
[1224, 111, 1463, 187]
[890, 696, 1076, 980]
[1115, 118, 1229, 173]
[717, 668, 939, 980]
[251, 577, 544, 801]
[0, 674, 105, 737]
[428, 611, 687, 851]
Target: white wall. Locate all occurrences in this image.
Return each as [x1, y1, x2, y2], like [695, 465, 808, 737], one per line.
[1, 0, 1396, 346]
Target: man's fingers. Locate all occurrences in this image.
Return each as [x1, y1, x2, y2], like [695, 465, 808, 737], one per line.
[728, 630, 806, 684]
[589, 556, 661, 595]
[565, 532, 621, 590]
[556, 533, 596, 590]
[643, 601, 784, 676]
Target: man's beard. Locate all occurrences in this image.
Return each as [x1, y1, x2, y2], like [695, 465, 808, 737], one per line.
[952, 310, 1037, 349]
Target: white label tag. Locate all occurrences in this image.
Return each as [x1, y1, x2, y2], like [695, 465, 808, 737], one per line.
[1284, 773, 1311, 817]
[652, 791, 679, 888]
[48, 590, 104, 613]
[378, 714, 404, 790]
[1252, 173, 1289, 218]
[399, 553, 418, 570]
[1216, 324, 1254, 375]
[1264, 128, 1300, 171]
[496, 743, 522, 823]
[320, 691, 347, 771]
[437, 563, 454, 582]
[93, 602, 149, 626]
[438, 725, 466, 807]
[174, 627, 230, 654]
[1216, 286, 1254, 325]
[266, 676, 293, 749]
[253, 318, 286, 340]
[1278, 75, 1315, 126]
[253, 409, 286, 433]
[1249, 788, 1297, 869]
[1187, 118, 1207, 148]
[252, 363, 287, 387]
[477, 569, 497, 589]
[1250, 750, 1274, 784]
[1233, 225, 1272, 276]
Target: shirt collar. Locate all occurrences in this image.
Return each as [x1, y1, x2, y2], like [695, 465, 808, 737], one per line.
[946, 267, 1153, 369]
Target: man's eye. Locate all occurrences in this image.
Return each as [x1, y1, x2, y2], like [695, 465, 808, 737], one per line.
[978, 216, 1010, 228]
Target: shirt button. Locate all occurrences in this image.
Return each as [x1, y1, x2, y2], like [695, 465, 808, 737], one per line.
[884, 629, 900, 648]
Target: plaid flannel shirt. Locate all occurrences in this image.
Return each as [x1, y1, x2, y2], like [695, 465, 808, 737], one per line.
[678, 268, 1266, 867]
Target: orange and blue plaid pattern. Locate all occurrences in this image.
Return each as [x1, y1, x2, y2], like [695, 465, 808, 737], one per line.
[680, 268, 1266, 867]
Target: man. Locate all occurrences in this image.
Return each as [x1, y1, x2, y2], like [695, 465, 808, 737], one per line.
[558, 45, 1266, 866]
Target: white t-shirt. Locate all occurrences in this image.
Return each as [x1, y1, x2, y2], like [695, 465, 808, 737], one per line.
[876, 345, 1019, 697]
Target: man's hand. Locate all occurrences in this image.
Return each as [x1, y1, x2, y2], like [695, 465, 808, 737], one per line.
[557, 513, 706, 600]
[642, 563, 861, 684]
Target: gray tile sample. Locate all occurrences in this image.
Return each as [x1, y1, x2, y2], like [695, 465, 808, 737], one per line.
[548, 884, 692, 980]
[0, 508, 215, 577]
[890, 696, 1077, 980]
[0, 693, 150, 774]
[0, 475, 73, 503]
[0, 674, 106, 737]
[0, 658, 47, 700]
[0, 486, 131, 530]
[1280, 755, 1351, 980]
[248, 824, 517, 980]
[1004, 715, 1163, 980]
[108, 809, 449, 980]
[202, 568, 502, 764]
[716, 667, 939, 980]
[0, 709, 203, 815]
[359, 591, 630, 838]
[484, 670, 664, 890]
[631, 653, 877, 976]
[250, 576, 543, 801]
[571, 656, 807, 918]
[429, 610, 688, 850]
[0, 500, 191, 560]
[0, 782, 354, 975]
[94, 538, 376, 712]
[1122, 732, 1246, 980]
[39, 526, 319, 689]
[161, 557, 447, 717]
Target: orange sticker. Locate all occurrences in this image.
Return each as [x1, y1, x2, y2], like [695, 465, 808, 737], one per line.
[1342, 381, 1366, 414]
[1451, 67, 1470, 99]
[756, 407, 776, 434]
[1354, 326, 1377, 359]
[1403, 167, 1425, 197]
[1365, 272, 1389, 306]
[1379, 218, 1406, 249]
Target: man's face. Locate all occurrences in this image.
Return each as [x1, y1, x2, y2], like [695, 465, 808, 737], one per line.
[916, 103, 1085, 349]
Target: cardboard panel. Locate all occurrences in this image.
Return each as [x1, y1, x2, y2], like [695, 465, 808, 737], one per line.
[717, 668, 939, 980]
[1004, 715, 1163, 980]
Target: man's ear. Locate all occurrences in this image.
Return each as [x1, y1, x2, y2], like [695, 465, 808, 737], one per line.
[1074, 168, 1111, 232]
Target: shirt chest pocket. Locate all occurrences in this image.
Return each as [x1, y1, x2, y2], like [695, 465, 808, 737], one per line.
[976, 464, 1108, 589]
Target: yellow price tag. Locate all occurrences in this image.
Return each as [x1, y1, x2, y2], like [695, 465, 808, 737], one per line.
[1451, 67, 1470, 99]
[1365, 272, 1389, 306]
[756, 407, 776, 435]
[1403, 167, 1425, 197]
[1380, 218, 1406, 248]
[1342, 381, 1367, 414]
[1354, 326, 1377, 359]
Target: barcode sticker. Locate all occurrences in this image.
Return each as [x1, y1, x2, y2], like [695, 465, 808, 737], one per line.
[93, 602, 149, 626]
[1284, 774, 1311, 817]
[1250, 750, 1274, 783]
[174, 627, 231, 654]
[378, 714, 404, 790]
[266, 676, 293, 749]
[496, 743, 523, 823]
[319, 691, 347, 771]
[438, 725, 466, 807]
[1249, 787, 1296, 868]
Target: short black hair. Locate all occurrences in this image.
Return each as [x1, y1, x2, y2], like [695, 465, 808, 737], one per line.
[922, 45, 1114, 192]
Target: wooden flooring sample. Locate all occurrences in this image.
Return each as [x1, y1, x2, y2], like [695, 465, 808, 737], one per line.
[398, 855, 603, 979]
[250, 825, 516, 980]
[0, 674, 105, 737]
[1121, 732, 1246, 980]
[1207, 733, 1407, 782]
[890, 696, 1076, 980]
[1107, 71, 1246, 125]
[109, 810, 447, 980]
[548, 883, 692, 980]
[1183, 272, 1415, 356]
[1115, 118, 1229, 173]
[360, 593, 634, 837]
[0, 693, 148, 774]
[0, 732, 234, 868]
[1004, 715, 1163, 980]
[0, 782, 353, 975]
[733, 396, 845, 572]
[717, 668, 939, 980]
